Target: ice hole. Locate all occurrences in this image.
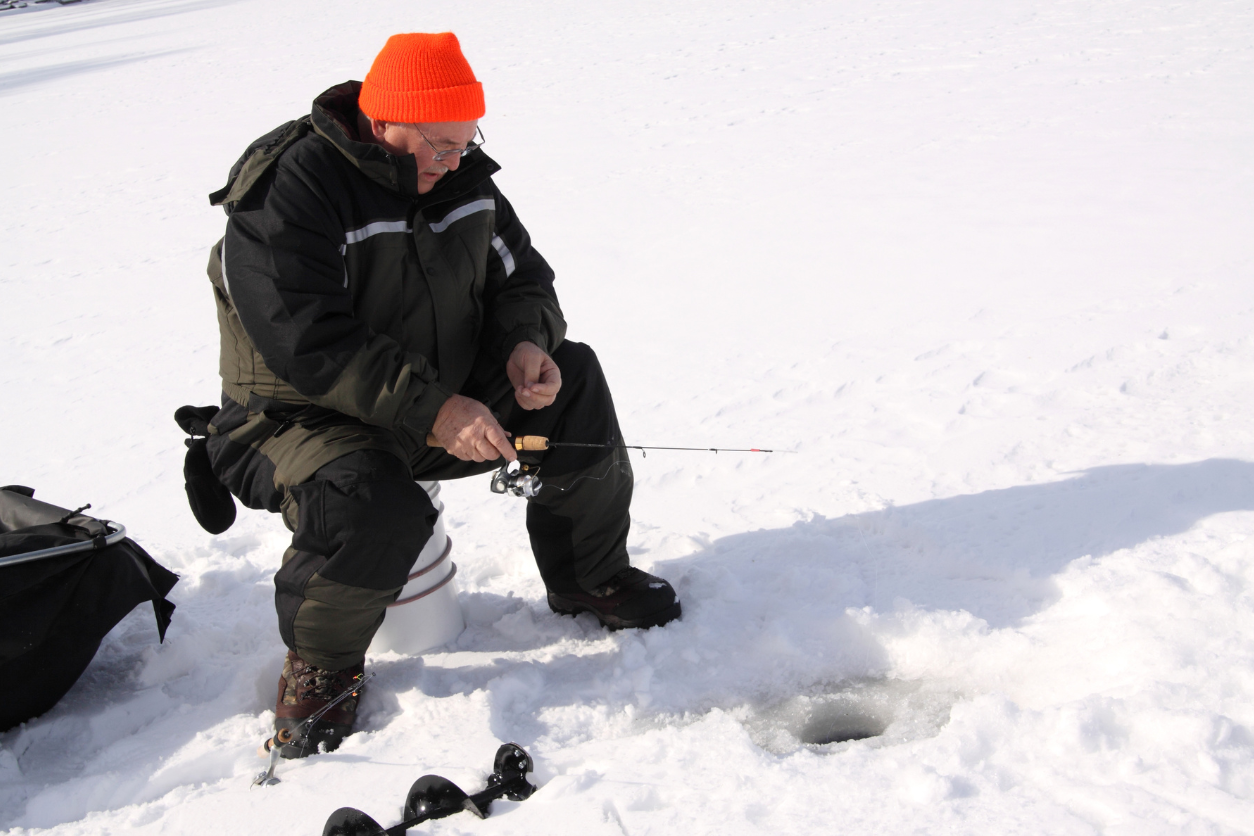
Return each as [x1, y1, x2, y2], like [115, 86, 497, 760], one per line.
[798, 702, 888, 745]
[737, 679, 956, 754]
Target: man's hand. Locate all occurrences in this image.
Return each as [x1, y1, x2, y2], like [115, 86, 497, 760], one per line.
[430, 394, 516, 462]
[507, 341, 561, 410]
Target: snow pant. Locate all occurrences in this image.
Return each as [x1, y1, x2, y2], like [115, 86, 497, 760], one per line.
[204, 341, 632, 670]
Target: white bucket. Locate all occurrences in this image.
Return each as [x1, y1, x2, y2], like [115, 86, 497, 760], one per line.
[368, 481, 465, 655]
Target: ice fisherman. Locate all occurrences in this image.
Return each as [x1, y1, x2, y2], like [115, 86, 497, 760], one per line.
[195, 33, 681, 757]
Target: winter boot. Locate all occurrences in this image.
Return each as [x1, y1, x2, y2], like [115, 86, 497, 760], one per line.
[273, 650, 365, 759]
[547, 567, 681, 630]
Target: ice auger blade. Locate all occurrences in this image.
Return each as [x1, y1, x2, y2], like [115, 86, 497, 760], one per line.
[322, 807, 386, 836]
[405, 774, 481, 820]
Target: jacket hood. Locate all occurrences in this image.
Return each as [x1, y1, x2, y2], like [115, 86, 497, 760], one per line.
[310, 81, 500, 206]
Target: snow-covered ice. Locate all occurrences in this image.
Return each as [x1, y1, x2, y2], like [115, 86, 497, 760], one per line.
[2, 0, 1253, 832]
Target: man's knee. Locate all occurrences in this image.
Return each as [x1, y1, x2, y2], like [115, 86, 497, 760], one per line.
[289, 450, 436, 590]
[548, 340, 614, 415]
[551, 340, 602, 381]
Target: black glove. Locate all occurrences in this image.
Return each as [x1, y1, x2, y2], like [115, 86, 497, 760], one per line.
[174, 405, 236, 535]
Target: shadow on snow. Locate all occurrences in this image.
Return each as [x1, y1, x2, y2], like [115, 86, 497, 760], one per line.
[435, 458, 1254, 742]
[0, 0, 242, 48]
[686, 458, 1254, 629]
[0, 49, 193, 94]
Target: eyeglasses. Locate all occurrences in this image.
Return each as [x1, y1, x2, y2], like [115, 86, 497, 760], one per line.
[419, 126, 485, 162]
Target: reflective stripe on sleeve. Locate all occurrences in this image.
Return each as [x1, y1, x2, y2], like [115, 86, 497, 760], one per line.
[344, 219, 411, 244]
[428, 198, 495, 233]
[220, 236, 231, 295]
[490, 234, 515, 277]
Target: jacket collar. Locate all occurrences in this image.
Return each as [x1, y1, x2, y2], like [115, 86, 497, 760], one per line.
[310, 81, 501, 209]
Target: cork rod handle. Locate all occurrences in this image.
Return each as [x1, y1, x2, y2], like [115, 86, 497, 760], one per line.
[425, 433, 550, 451]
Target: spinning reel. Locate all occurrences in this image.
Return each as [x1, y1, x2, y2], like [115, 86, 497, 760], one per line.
[490, 461, 542, 498]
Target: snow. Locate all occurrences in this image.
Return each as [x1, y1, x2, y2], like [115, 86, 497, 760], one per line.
[2, 0, 1253, 832]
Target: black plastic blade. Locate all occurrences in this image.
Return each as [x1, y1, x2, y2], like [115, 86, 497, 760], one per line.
[404, 775, 482, 821]
[323, 807, 386, 836]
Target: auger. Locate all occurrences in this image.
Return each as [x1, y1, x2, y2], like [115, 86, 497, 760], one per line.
[321, 743, 536, 835]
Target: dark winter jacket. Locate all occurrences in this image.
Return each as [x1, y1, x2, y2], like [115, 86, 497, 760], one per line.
[208, 81, 566, 439]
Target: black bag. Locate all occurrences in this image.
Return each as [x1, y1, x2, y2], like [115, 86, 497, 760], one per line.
[0, 485, 178, 731]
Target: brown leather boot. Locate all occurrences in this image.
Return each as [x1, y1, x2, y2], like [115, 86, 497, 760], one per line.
[273, 650, 365, 759]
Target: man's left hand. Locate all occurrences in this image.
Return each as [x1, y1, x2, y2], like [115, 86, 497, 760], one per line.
[507, 341, 561, 410]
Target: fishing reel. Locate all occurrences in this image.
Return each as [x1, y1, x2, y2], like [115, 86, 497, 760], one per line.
[490, 462, 542, 498]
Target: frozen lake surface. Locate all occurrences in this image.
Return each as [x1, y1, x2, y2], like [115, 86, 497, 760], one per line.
[2, 0, 1253, 832]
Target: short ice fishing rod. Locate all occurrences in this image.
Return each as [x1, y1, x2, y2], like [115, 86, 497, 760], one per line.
[426, 434, 792, 499]
[427, 434, 789, 456]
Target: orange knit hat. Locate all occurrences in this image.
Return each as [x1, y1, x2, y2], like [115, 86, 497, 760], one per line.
[359, 33, 485, 123]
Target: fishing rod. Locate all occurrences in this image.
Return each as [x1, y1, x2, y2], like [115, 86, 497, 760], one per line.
[426, 434, 791, 455]
[512, 436, 788, 455]
[426, 434, 793, 499]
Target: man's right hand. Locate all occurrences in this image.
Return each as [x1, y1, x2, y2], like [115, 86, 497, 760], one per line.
[429, 394, 517, 462]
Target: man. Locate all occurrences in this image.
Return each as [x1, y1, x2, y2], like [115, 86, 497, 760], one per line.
[199, 33, 680, 757]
